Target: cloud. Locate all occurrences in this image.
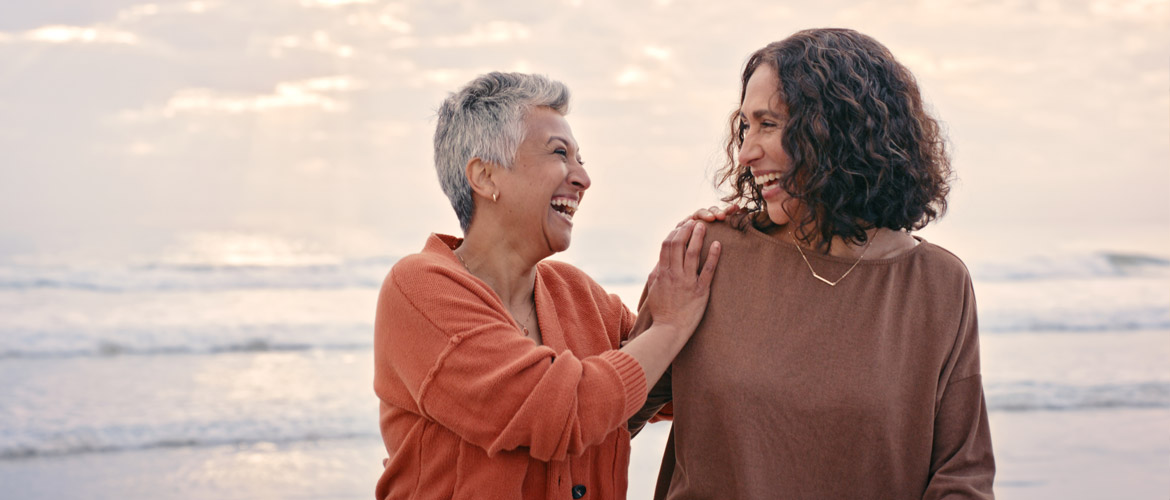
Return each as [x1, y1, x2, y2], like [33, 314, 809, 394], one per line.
[10, 25, 140, 45]
[118, 76, 365, 120]
[125, 141, 157, 156]
[264, 30, 355, 58]
[433, 21, 531, 47]
[300, 0, 376, 7]
[115, 2, 216, 22]
[616, 66, 647, 86]
[896, 52, 1039, 78]
[370, 12, 412, 34]
[612, 45, 679, 90]
[332, 3, 413, 34]
[186, 2, 213, 14]
[2, 0, 1166, 264]
[116, 4, 160, 23]
[1089, 0, 1169, 20]
[643, 45, 672, 61]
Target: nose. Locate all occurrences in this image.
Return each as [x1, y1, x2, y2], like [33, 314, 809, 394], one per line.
[569, 160, 591, 191]
[738, 128, 763, 167]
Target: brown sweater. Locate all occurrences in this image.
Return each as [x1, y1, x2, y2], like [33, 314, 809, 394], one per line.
[630, 220, 995, 499]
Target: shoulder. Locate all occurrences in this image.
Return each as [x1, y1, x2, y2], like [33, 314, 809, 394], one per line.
[906, 241, 977, 312]
[913, 241, 974, 286]
[699, 215, 775, 264]
[377, 240, 506, 335]
[386, 252, 460, 290]
[707, 214, 755, 240]
[383, 235, 472, 299]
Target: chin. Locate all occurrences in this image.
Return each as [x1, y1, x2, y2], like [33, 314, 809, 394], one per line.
[764, 195, 801, 227]
[547, 232, 572, 254]
[556, 234, 573, 253]
[765, 202, 791, 226]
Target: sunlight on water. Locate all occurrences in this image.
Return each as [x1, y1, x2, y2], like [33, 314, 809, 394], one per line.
[165, 232, 342, 267]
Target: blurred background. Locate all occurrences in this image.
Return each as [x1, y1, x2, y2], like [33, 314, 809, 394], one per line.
[0, 0, 1167, 498]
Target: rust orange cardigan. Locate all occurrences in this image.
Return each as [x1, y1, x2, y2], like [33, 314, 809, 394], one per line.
[374, 234, 647, 500]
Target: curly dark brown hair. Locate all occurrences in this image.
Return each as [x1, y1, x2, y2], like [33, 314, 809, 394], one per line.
[717, 28, 952, 251]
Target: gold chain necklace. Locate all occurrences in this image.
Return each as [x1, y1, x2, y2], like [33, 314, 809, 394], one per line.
[455, 250, 537, 335]
[791, 231, 873, 287]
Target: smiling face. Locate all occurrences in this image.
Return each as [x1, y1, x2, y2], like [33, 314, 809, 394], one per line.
[494, 106, 590, 255]
[738, 65, 799, 226]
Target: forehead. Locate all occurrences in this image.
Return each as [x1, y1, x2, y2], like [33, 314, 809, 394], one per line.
[741, 66, 785, 113]
[522, 106, 575, 146]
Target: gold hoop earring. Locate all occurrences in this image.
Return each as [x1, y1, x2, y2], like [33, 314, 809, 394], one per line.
[492, 192, 499, 202]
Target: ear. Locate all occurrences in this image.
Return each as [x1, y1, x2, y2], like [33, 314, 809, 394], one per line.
[465, 157, 499, 201]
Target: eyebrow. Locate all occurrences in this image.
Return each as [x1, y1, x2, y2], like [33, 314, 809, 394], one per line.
[549, 135, 582, 152]
[739, 109, 785, 120]
[546, 135, 573, 147]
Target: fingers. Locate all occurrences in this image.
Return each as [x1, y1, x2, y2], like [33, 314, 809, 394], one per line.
[691, 206, 726, 222]
[658, 225, 678, 273]
[705, 206, 721, 221]
[689, 205, 737, 223]
[691, 207, 715, 222]
[684, 221, 705, 276]
[669, 220, 693, 272]
[697, 240, 721, 288]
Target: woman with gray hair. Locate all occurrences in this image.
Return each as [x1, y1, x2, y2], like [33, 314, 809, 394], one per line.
[373, 72, 720, 500]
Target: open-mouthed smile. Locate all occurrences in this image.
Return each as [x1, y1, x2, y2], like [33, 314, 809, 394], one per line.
[754, 171, 783, 197]
[550, 197, 579, 223]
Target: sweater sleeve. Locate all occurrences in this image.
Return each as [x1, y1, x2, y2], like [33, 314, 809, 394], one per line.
[924, 278, 996, 499]
[376, 258, 647, 462]
[627, 365, 672, 437]
[625, 284, 674, 437]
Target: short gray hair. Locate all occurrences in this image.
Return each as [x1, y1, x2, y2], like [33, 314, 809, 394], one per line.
[434, 72, 571, 233]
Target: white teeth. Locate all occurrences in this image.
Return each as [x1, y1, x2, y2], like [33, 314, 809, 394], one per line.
[754, 172, 782, 185]
[550, 198, 579, 222]
[550, 198, 579, 209]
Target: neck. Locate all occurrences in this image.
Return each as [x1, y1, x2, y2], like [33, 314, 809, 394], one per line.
[455, 226, 540, 309]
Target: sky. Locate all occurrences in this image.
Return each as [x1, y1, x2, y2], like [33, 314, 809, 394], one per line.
[0, 0, 1167, 278]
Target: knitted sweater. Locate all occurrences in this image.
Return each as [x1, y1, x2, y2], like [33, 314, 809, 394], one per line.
[374, 233, 647, 500]
[630, 220, 995, 499]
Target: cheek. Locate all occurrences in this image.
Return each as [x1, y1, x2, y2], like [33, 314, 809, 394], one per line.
[767, 142, 791, 166]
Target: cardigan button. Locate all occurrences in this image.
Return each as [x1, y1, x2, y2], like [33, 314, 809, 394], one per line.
[571, 484, 586, 498]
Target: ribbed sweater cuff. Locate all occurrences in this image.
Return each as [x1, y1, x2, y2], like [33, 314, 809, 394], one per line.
[599, 349, 648, 419]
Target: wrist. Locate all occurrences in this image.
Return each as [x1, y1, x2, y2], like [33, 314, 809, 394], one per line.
[651, 322, 690, 346]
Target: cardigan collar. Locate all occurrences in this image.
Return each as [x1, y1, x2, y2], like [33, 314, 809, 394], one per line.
[424, 233, 568, 353]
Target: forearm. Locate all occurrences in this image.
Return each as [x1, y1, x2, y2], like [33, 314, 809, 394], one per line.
[627, 366, 671, 436]
[618, 323, 688, 394]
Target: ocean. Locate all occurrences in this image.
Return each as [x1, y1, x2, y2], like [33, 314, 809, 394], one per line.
[1, 250, 1168, 499]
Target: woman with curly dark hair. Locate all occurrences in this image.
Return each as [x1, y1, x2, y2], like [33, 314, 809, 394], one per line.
[629, 28, 996, 498]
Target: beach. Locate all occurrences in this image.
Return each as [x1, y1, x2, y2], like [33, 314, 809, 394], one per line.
[1, 254, 1167, 498]
[3, 408, 1167, 499]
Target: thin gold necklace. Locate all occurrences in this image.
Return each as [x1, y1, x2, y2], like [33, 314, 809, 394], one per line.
[791, 231, 873, 287]
[455, 250, 537, 335]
